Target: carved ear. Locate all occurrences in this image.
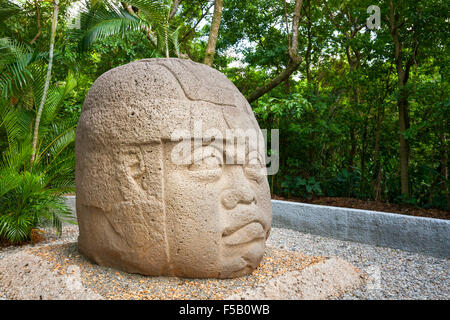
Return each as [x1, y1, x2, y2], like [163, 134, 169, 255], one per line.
[116, 145, 148, 200]
[115, 143, 164, 203]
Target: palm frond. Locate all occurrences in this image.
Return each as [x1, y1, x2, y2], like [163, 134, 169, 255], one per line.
[77, 0, 179, 57]
[0, 38, 37, 99]
[127, 0, 171, 26]
[28, 63, 47, 111]
[38, 124, 75, 163]
[169, 24, 181, 57]
[0, 98, 32, 145]
[41, 73, 77, 125]
[79, 1, 148, 51]
[0, 213, 33, 243]
[1, 139, 32, 172]
[0, 168, 20, 198]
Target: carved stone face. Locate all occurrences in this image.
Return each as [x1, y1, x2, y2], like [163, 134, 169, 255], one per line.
[164, 135, 272, 278]
[76, 58, 272, 278]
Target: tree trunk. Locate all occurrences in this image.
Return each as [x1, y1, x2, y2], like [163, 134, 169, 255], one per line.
[389, 0, 415, 197]
[30, 0, 41, 45]
[373, 102, 385, 202]
[346, 50, 360, 174]
[204, 0, 223, 66]
[305, 0, 312, 84]
[348, 125, 356, 171]
[373, 68, 392, 201]
[169, 0, 182, 20]
[246, 0, 304, 103]
[398, 81, 410, 196]
[360, 117, 368, 194]
[441, 132, 449, 207]
[31, 0, 59, 163]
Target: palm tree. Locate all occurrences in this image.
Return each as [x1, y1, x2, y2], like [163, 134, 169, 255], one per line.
[0, 0, 61, 163]
[0, 79, 77, 243]
[0, 1, 78, 243]
[31, 0, 59, 162]
[77, 0, 181, 58]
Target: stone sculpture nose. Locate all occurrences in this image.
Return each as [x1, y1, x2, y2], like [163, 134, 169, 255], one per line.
[221, 166, 257, 209]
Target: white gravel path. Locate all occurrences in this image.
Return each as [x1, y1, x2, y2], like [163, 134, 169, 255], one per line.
[1, 224, 448, 300]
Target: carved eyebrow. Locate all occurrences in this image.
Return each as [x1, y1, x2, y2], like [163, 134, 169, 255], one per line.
[175, 143, 224, 166]
[179, 138, 265, 165]
[223, 144, 265, 161]
[192, 145, 224, 162]
[190, 138, 225, 154]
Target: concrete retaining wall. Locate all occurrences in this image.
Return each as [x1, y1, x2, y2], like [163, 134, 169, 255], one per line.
[272, 199, 450, 258]
[64, 196, 450, 258]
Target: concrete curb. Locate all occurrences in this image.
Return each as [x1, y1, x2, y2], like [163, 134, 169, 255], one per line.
[63, 196, 450, 258]
[64, 195, 76, 213]
[272, 199, 450, 258]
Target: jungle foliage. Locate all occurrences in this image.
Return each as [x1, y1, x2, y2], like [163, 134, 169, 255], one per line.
[0, 0, 448, 242]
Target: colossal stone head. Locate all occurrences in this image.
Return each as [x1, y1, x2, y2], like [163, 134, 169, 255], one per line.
[75, 58, 272, 278]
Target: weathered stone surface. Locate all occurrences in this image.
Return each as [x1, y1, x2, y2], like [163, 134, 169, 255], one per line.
[75, 58, 272, 278]
[225, 257, 367, 300]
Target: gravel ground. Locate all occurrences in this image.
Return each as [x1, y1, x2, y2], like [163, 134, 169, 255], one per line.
[1, 224, 448, 300]
[267, 227, 449, 300]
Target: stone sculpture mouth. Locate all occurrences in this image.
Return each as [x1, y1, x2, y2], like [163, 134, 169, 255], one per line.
[222, 221, 266, 246]
[221, 203, 267, 234]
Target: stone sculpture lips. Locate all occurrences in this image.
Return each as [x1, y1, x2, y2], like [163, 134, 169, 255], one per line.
[222, 205, 268, 246]
[222, 222, 266, 245]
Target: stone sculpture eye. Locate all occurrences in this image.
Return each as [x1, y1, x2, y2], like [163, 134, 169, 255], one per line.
[244, 153, 265, 183]
[187, 146, 223, 180]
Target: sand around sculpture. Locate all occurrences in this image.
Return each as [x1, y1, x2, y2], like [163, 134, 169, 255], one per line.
[0, 241, 366, 300]
[76, 58, 273, 278]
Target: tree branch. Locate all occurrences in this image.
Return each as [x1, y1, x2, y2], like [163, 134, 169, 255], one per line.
[246, 0, 304, 103]
[404, 29, 419, 82]
[30, 0, 41, 45]
[142, 26, 158, 48]
[289, 0, 303, 61]
[246, 59, 302, 103]
[169, 0, 182, 20]
[283, 0, 291, 48]
[121, 2, 135, 15]
[323, 0, 343, 30]
[179, 2, 214, 43]
[389, 0, 402, 74]
[120, 3, 158, 48]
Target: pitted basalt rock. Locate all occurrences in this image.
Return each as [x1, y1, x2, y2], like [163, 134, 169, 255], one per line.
[75, 58, 272, 278]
